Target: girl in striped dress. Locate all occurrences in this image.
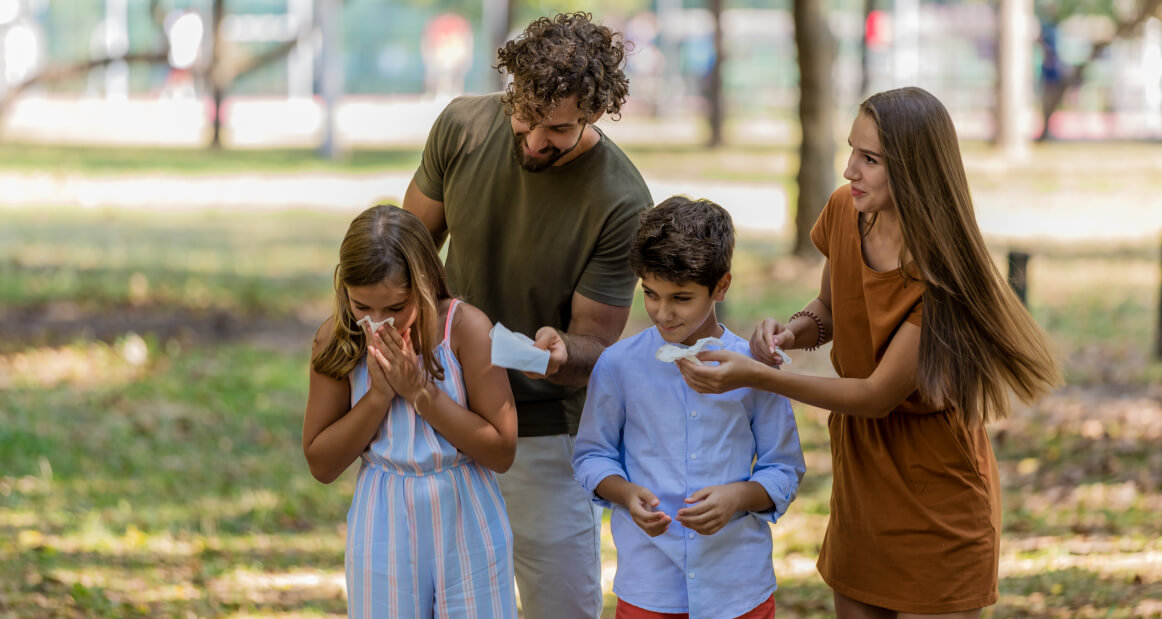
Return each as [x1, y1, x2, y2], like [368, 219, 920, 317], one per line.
[303, 205, 518, 618]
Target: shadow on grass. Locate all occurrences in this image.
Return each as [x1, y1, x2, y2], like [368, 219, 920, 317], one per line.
[991, 567, 1162, 617]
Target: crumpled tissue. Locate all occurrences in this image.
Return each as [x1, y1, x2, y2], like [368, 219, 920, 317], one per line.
[357, 316, 395, 332]
[655, 336, 724, 366]
[490, 322, 550, 374]
[655, 336, 793, 366]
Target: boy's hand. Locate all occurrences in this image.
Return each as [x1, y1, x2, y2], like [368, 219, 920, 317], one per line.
[677, 484, 745, 536]
[626, 484, 671, 537]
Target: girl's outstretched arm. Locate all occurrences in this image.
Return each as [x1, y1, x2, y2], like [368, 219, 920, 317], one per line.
[376, 303, 517, 472]
[679, 323, 920, 419]
[679, 259, 920, 418]
[302, 318, 394, 484]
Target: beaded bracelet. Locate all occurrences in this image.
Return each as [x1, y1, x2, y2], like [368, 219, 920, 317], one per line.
[789, 309, 827, 351]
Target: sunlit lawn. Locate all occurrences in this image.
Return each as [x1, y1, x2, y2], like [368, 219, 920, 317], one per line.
[2, 140, 1162, 616]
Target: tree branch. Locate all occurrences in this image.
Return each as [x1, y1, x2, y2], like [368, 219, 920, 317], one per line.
[0, 51, 171, 116]
[1038, 0, 1162, 140]
[218, 30, 314, 87]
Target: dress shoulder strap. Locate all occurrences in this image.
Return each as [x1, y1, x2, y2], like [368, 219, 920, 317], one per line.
[443, 299, 461, 348]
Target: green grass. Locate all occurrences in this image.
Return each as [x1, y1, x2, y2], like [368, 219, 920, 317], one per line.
[0, 207, 344, 321]
[2, 340, 349, 617]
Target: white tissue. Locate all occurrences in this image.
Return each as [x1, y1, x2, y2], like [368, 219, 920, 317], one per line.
[655, 337, 724, 366]
[655, 336, 793, 366]
[357, 315, 395, 333]
[490, 322, 551, 374]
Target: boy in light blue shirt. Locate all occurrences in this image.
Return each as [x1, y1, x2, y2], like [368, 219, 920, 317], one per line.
[573, 196, 806, 619]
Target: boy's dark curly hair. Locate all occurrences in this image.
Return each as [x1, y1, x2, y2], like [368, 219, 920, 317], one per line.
[631, 196, 734, 293]
[496, 12, 629, 123]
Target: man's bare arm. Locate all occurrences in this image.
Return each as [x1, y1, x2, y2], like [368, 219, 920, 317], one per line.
[402, 179, 448, 249]
[529, 292, 631, 388]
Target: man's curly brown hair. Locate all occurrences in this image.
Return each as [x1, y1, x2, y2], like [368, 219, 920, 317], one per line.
[496, 12, 629, 123]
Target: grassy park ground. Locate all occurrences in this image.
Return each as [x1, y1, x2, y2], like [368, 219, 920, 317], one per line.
[1, 138, 1161, 617]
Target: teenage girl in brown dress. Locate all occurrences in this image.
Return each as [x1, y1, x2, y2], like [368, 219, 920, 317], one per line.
[677, 87, 1060, 617]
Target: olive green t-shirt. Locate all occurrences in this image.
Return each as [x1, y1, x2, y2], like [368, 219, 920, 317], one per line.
[413, 93, 652, 436]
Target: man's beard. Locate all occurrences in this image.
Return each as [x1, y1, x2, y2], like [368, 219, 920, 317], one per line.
[511, 129, 583, 172]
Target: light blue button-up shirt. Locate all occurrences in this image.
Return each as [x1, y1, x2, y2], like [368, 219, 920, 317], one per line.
[573, 326, 805, 618]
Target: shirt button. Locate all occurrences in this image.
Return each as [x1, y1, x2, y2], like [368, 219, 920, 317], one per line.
[688, 571, 696, 579]
[688, 532, 696, 539]
[690, 410, 698, 417]
[690, 454, 697, 460]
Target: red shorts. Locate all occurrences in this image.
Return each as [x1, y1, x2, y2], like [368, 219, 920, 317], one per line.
[614, 595, 775, 619]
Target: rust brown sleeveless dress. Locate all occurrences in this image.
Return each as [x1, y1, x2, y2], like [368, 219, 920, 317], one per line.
[812, 186, 1002, 613]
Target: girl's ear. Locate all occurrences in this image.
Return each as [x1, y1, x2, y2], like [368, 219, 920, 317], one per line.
[713, 273, 732, 302]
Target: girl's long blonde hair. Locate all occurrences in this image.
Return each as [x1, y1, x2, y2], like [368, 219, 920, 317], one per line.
[312, 205, 451, 382]
[862, 87, 1061, 426]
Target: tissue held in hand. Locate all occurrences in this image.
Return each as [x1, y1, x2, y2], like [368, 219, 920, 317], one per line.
[490, 322, 550, 374]
[357, 316, 395, 332]
[654, 336, 725, 366]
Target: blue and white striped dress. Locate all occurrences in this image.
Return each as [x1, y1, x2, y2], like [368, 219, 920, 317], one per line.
[345, 299, 516, 619]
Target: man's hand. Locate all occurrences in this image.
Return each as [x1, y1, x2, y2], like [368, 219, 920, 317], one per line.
[522, 326, 568, 380]
[676, 483, 746, 536]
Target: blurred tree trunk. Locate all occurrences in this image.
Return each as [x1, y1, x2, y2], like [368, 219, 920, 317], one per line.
[1157, 239, 1162, 360]
[860, 0, 872, 100]
[996, 0, 1032, 159]
[317, 0, 343, 160]
[706, 0, 725, 147]
[483, 0, 512, 90]
[793, 0, 836, 259]
[208, 0, 225, 149]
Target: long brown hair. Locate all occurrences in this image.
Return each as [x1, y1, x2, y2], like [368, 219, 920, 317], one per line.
[312, 205, 451, 382]
[861, 87, 1060, 425]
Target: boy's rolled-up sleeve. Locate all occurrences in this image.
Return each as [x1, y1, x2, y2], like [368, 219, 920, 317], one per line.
[571, 360, 628, 510]
[746, 390, 806, 523]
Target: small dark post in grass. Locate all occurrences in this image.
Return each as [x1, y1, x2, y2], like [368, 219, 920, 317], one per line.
[1007, 250, 1029, 306]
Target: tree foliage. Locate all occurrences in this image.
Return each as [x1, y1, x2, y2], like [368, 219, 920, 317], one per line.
[0, 0, 314, 148]
[1035, 0, 1162, 139]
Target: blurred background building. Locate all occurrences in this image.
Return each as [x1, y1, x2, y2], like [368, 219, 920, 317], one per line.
[1, 0, 1160, 146]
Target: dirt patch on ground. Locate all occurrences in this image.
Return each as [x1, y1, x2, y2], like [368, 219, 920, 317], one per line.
[0, 302, 316, 355]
